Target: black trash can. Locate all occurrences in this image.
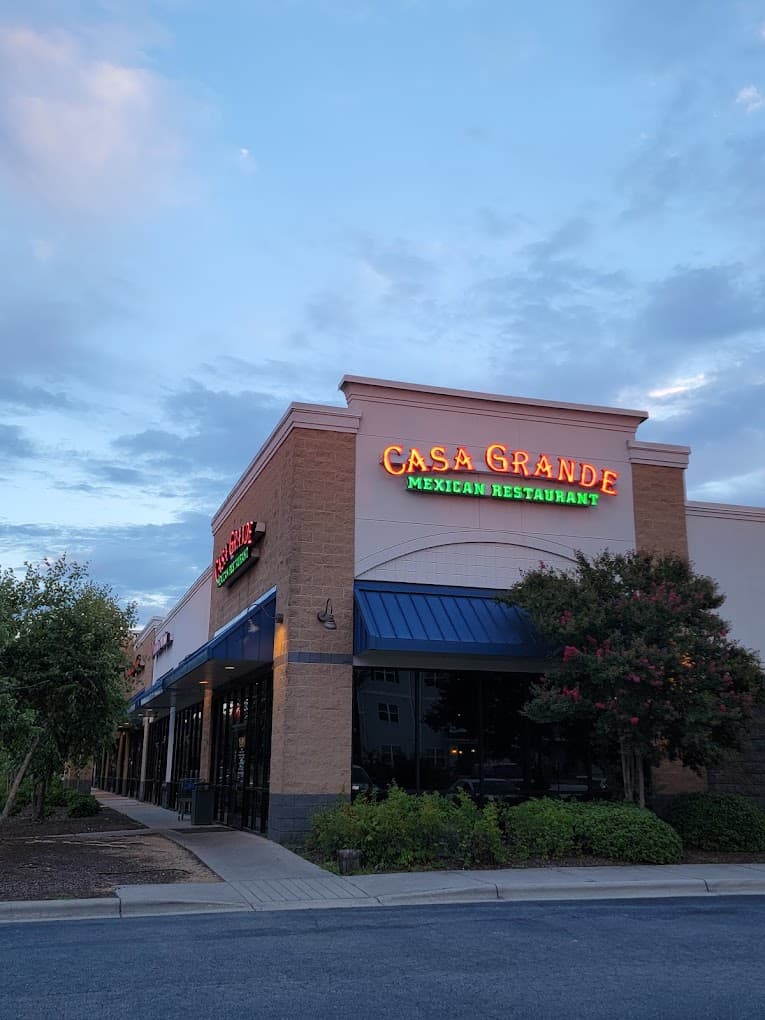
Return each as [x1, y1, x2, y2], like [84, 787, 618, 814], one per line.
[191, 783, 214, 825]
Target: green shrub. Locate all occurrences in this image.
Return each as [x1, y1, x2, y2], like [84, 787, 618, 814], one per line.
[577, 802, 682, 864]
[66, 793, 101, 818]
[308, 790, 684, 870]
[503, 798, 581, 860]
[667, 793, 765, 852]
[306, 786, 507, 871]
[504, 798, 682, 864]
[45, 777, 78, 809]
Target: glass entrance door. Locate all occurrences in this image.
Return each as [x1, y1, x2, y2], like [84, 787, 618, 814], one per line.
[212, 671, 272, 833]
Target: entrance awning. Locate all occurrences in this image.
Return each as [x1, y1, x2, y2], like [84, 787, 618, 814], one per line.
[133, 589, 278, 712]
[354, 580, 545, 658]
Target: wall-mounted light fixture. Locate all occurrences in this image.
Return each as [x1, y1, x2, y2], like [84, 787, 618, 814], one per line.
[247, 609, 284, 635]
[317, 599, 337, 630]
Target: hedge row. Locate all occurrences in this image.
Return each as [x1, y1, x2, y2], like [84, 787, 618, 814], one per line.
[0, 777, 100, 819]
[667, 793, 765, 852]
[305, 787, 684, 870]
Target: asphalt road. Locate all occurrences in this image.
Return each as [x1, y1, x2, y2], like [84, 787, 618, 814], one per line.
[2, 897, 764, 1019]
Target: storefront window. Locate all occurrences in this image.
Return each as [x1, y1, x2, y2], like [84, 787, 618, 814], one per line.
[209, 668, 272, 833]
[353, 667, 606, 800]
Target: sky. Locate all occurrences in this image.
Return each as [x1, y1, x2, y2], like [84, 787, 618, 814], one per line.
[1, 0, 764, 622]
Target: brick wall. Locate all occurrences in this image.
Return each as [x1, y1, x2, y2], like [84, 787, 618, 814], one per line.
[631, 456, 705, 802]
[210, 426, 357, 840]
[707, 708, 765, 808]
[632, 463, 689, 559]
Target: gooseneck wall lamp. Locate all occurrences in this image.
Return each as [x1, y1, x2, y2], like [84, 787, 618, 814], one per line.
[247, 609, 284, 635]
[317, 599, 337, 630]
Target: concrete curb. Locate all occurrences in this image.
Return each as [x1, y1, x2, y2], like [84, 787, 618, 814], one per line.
[252, 897, 380, 912]
[0, 897, 120, 922]
[119, 899, 251, 918]
[705, 878, 765, 895]
[495, 879, 710, 901]
[4, 877, 765, 923]
[375, 885, 500, 907]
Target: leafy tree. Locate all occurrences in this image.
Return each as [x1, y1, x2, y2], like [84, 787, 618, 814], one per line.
[0, 556, 136, 821]
[503, 550, 765, 807]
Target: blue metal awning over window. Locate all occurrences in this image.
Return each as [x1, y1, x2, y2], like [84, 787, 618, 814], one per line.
[354, 580, 545, 658]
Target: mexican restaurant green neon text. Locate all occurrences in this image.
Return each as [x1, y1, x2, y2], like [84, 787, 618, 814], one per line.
[406, 475, 600, 506]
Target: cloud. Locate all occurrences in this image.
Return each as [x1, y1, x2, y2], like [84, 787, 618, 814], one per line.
[615, 79, 713, 220]
[238, 146, 256, 174]
[735, 85, 765, 113]
[0, 512, 212, 623]
[523, 217, 594, 261]
[0, 24, 183, 213]
[0, 294, 126, 379]
[692, 467, 765, 504]
[633, 264, 765, 346]
[604, 1, 731, 72]
[113, 381, 284, 485]
[0, 424, 36, 460]
[647, 373, 708, 401]
[304, 292, 356, 334]
[475, 208, 529, 239]
[0, 378, 84, 412]
[355, 235, 440, 303]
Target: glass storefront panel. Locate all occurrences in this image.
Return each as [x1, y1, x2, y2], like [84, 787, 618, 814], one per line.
[144, 714, 169, 804]
[210, 669, 272, 833]
[173, 703, 203, 783]
[353, 667, 607, 800]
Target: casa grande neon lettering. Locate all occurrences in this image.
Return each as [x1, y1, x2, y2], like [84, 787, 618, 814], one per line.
[214, 520, 259, 586]
[383, 443, 619, 496]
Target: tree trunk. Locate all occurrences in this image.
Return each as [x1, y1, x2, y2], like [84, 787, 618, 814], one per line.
[0, 733, 41, 822]
[33, 776, 48, 821]
[619, 739, 645, 807]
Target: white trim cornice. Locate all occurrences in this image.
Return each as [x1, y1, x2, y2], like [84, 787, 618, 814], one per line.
[628, 440, 690, 468]
[687, 501, 765, 523]
[340, 375, 648, 431]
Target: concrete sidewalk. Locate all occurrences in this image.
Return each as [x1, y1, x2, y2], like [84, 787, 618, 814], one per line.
[4, 791, 765, 922]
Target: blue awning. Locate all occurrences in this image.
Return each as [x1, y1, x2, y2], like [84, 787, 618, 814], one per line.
[354, 581, 545, 657]
[134, 588, 278, 711]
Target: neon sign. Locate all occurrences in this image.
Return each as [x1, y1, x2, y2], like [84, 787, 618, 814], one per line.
[406, 475, 600, 506]
[152, 631, 173, 658]
[381, 444, 619, 496]
[214, 521, 266, 588]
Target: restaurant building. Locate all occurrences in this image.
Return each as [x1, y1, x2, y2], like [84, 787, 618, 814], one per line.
[97, 376, 765, 840]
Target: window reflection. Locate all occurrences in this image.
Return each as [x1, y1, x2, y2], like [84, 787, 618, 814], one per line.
[352, 667, 607, 801]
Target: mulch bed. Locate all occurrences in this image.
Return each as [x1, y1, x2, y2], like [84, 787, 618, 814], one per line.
[0, 806, 220, 901]
[0, 806, 145, 839]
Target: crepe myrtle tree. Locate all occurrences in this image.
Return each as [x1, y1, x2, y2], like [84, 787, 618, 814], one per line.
[503, 550, 765, 808]
[0, 556, 136, 821]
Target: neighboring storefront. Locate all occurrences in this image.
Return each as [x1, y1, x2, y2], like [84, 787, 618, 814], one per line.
[100, 376, 765, 840]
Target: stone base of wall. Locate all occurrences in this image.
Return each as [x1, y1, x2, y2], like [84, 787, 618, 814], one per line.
[268, 792, 346, 844]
